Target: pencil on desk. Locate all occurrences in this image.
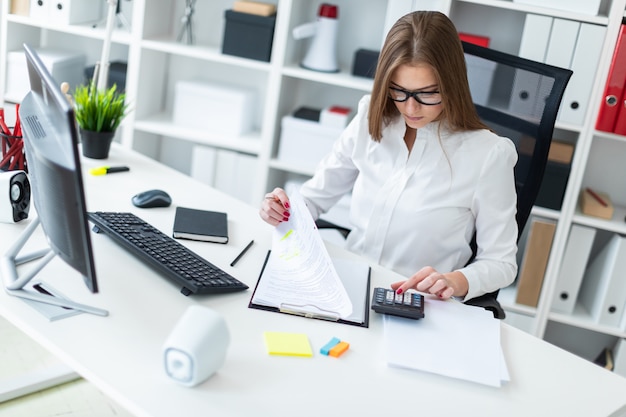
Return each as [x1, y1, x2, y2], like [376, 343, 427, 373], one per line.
[230, 240, 254, 266]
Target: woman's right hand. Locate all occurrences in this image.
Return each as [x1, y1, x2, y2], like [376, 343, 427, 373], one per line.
[259, 187, 291, 226]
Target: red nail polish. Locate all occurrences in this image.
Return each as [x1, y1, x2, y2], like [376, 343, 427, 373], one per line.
[282, 216, 289, 221]
[396, 288, 403, 295]
[284, 202, 290, 209]
[283, 211, 290, 216]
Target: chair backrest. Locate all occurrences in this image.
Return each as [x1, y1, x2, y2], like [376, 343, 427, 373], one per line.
[461, 42, 572, 319]
[462, 41, 573, 236]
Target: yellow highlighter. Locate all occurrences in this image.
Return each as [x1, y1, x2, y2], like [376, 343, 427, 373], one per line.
[89, 166, 130, 176]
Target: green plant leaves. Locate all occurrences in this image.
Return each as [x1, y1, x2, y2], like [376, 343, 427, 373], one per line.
[74, 83, 129, 133]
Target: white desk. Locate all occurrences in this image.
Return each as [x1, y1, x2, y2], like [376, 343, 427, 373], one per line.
[1, 145, 626, 417]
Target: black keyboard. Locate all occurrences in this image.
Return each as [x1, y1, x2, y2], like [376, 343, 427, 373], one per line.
[88, 211, 248, 295]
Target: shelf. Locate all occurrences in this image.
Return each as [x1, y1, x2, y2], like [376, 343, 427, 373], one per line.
[530, 205, 562, 221]
[268, 158, 316, 176]
[572, 205, 626, 234]
[134, 113, 263, 155]
[549, 304, 626, 338]
[141, 38, 272, 72]
[457, 0, 611, 24]
[498, 285, 539, 316]
[6, 14, 134, 45]
[281, 64, 374, 91]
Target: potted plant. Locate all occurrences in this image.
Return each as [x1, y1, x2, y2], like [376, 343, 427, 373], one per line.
[73, 81, 129, 159]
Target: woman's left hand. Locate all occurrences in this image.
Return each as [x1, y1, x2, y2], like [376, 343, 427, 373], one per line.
[390, 266, 457, 299]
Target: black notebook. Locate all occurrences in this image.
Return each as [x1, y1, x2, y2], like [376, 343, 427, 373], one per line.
[172, 207, 229, 243]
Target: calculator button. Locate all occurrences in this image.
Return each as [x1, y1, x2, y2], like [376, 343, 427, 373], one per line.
[395, 293, 404, 304]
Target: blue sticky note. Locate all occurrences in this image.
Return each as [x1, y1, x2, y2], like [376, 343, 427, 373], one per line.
[320, 337, 341, 355]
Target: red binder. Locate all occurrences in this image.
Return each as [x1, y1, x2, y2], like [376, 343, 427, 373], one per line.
[613, 87, 626, 135]
[596, 24, 626, 133]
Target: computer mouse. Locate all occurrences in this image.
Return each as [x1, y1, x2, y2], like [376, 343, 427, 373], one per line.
[131, 189, 172, 208]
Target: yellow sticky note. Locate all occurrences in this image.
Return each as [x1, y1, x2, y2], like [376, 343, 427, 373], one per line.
[263, 332, 313, 357]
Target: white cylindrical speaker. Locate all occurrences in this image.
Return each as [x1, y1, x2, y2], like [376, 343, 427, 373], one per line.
[162, 305, 230, 387]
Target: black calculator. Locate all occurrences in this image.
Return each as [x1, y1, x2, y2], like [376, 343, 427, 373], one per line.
[371, 287, 425, 320]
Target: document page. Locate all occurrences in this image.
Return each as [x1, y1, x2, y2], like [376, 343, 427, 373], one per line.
[252, 189, 353, 319]
[383, 297, 509, 387]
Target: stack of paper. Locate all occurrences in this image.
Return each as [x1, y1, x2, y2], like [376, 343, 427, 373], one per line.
[383, 297, 509, 387]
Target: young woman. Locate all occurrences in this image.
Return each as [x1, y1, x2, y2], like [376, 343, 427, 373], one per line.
[259, 11, 518, 302]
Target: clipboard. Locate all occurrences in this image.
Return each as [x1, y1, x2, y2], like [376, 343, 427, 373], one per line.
[248, 251, 371, 327]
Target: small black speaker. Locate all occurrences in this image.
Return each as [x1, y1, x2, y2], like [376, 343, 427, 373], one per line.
[0, 170, 30, 223]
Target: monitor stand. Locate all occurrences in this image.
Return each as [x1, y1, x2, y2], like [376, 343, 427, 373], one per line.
[1, 217, 108, 317]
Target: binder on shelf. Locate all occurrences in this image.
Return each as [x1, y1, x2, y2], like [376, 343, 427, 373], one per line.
[612, 86, 626, 135]
[249, 251, 371, 327]
[509, 14, 553, 117]
[596, 24, 626, 133]
[579, 234, 626, 328]
[543, 18, 580, 119]
[551, 224, 596, 314]
[516, 219, 557, 307]
[558, 23, 606, 125]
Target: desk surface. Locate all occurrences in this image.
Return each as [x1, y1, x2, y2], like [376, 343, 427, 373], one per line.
[1, 145, 625, 417]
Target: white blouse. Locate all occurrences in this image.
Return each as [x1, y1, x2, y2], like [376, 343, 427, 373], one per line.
[300, 95, 518, 301]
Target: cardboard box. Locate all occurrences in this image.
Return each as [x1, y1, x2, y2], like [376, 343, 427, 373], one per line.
[233, 1, 277, 16]
[276, 115, 343, 171]
[173, 80, 255, 136]
[222, 10, 276, 62]
[10, 0, 29, 16]
[548, 141, 574, 164]
[580, 188, 614, 220]
[5, 48, 86, 101]
[516, 219, 556, 307]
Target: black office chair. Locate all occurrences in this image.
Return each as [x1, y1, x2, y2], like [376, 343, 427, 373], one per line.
[461, 41, 572, 318]
[317, 42, 572, 319]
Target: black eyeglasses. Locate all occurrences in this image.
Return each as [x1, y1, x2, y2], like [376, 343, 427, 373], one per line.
[388, 86, 442, 105]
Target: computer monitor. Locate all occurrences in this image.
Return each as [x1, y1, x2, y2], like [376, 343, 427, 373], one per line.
[0, 43, 107, 316]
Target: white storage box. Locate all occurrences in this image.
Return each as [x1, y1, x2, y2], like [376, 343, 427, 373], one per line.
[30, 0, 102, 24]
[5, 48, 86, 102]
[173, 80, 255, 136]
[277, 115, 343, 172]
[512, 0, 601, 16]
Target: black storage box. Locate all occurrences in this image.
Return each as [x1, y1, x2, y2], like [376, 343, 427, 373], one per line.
[535, 161, 571, 210]
[84, 61, 128, 92]
[352, 49, 379, 79]
[222, 10, 276, 62]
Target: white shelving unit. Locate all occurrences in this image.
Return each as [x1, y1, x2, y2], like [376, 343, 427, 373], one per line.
[2, 0, 626, 364]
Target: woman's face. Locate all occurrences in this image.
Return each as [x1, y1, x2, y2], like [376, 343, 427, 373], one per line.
[389, 63, 443, 130]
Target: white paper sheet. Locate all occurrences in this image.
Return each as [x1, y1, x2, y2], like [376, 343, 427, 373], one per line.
[383, 297, 509, 387]
[252, 188, 353, 319]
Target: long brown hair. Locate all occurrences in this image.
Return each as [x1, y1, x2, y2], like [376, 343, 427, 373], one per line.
[369, 11, 488, 141]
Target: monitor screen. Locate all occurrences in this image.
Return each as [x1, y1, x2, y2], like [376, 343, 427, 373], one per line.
[19, 43, 98, 293]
